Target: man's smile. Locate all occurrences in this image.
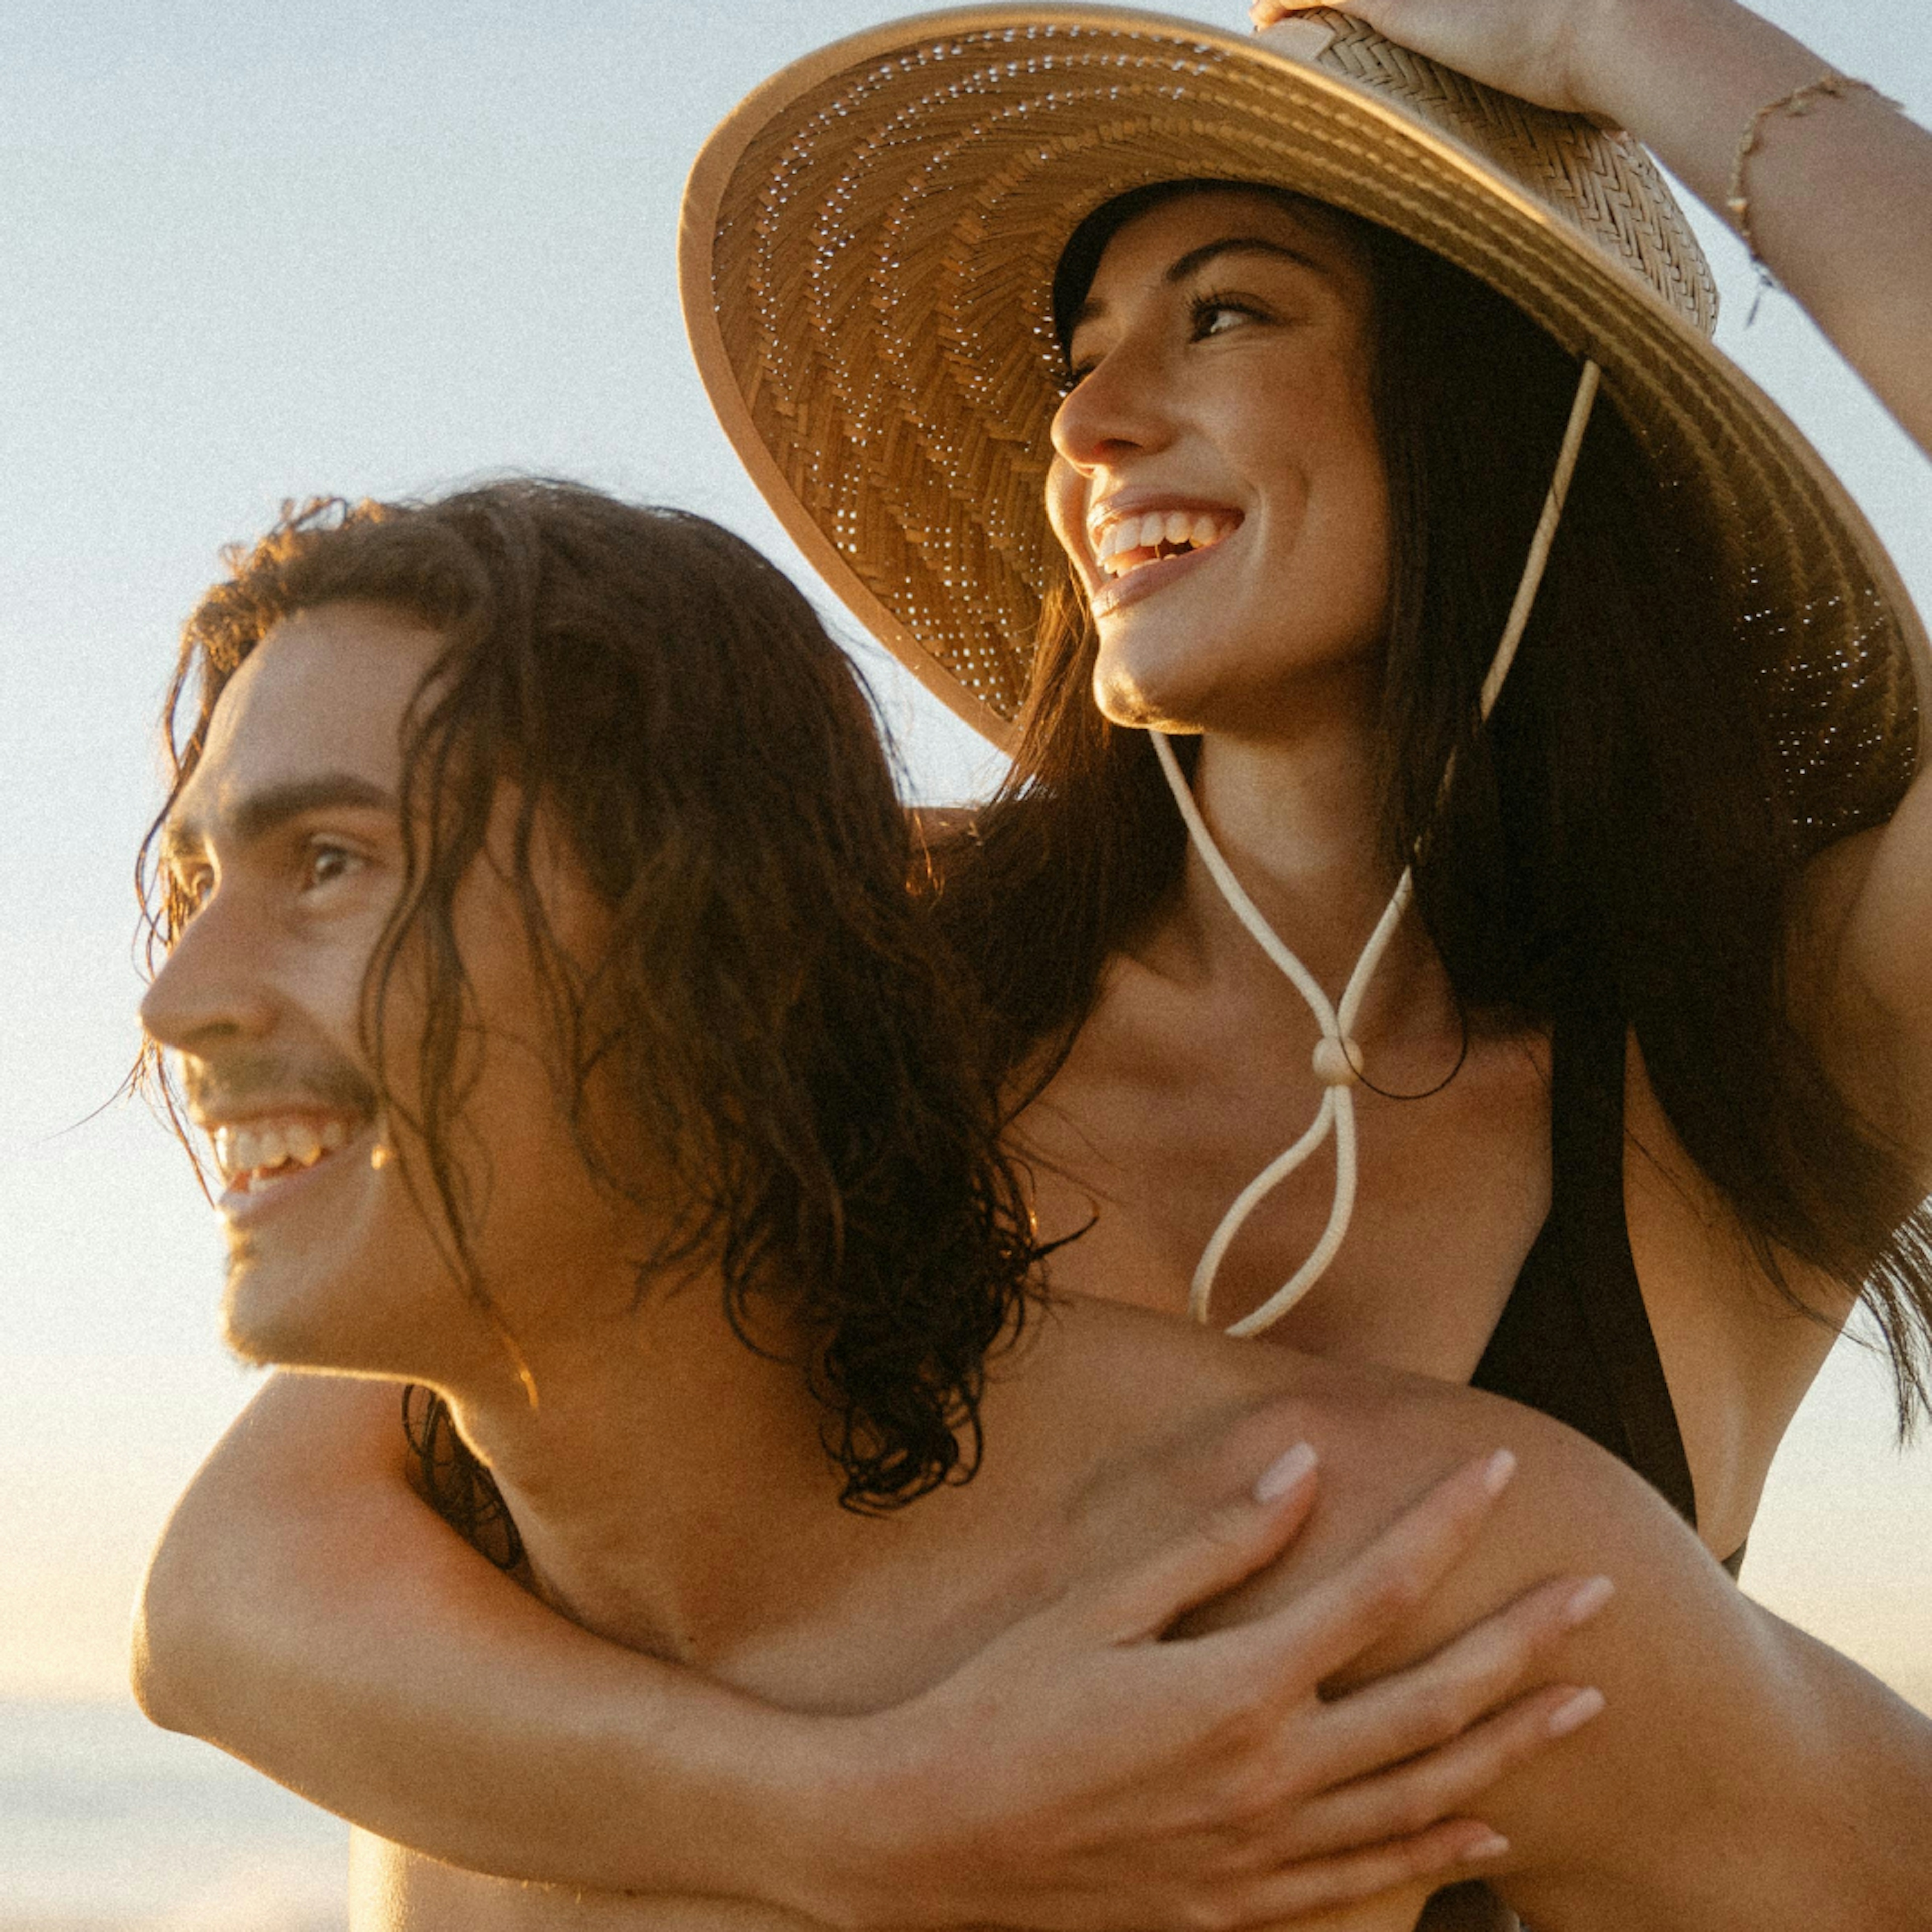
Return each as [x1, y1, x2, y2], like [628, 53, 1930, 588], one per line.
[206, 1113, 381, 1235]
[190, 1074, 380, 1223]
[184, 1038, 384, 1212]
[207, 1110, 360, 1194]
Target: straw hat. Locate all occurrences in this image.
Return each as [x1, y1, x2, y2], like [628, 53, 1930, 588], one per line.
[681, 4, 1922, 845]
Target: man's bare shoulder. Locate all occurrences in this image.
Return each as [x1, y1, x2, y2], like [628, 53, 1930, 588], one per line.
[1016, 1292, 1723, 1665]
[1044, 1308, 1805, 1927]
[1002, 1297, 1597, 1585]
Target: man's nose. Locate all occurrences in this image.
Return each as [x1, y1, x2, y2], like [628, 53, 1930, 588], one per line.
[139, 887, 279, 1058]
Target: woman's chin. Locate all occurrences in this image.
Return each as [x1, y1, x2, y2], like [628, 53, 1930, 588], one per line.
[1092, 626, 1381, 741]
[1092, 643, 1220, 733]
[1093, 665, 1265, 740]
[1094, 684, 1177, 732]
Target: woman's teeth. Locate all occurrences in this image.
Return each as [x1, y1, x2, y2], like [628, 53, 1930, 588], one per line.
[1093, 509, 1237, 577]
[215, 1117, 353, 1191]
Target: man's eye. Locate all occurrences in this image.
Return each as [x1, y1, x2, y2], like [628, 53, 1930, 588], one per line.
[304, 841, 361, 888]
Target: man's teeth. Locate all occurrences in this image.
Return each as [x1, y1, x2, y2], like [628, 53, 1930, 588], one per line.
[1093, 510, 1236, 576]
[214, 1117, 352, 1187]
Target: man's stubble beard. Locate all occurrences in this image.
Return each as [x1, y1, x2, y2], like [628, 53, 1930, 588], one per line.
[219, 1232, 300, 1370]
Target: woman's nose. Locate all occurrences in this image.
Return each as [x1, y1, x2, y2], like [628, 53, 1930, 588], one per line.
[1049, 337, 1175, 471]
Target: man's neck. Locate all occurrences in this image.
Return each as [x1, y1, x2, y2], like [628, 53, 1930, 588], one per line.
[441, 1271, 867, 1664]
[431, 1287, 1322, 1715]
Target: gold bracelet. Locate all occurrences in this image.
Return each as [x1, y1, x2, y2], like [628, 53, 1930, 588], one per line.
[1725, 72, 1900, 301]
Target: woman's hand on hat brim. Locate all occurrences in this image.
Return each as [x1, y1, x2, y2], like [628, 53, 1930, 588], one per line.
[1248, 0, 1652, 121]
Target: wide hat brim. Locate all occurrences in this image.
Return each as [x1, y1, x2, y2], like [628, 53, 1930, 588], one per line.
[682, 5, 1922, 844]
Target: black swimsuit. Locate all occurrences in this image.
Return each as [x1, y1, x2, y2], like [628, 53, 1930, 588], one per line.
[1468, 997, 1747, 1577]
[1425, 1003, 1747, 1932]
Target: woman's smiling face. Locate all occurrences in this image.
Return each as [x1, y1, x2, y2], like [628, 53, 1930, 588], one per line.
[1046, 187, 1392, 738]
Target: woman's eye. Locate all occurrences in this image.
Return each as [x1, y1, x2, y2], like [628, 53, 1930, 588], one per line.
[1189, 292, 1269, 339]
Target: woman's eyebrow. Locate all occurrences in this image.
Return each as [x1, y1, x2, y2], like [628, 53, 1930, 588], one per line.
[1068, 235, 1325, 334]
[1161, 236, 1325, 284]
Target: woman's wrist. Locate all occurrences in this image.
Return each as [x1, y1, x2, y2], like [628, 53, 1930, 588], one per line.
[1578, 0, 1828, 204]
[612, 1694, 911, 1926]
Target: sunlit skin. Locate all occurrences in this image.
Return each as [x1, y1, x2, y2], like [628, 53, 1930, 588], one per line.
[1032, 203, 1493, 1372]
[1024, 187, 1560, 1402]
[1016, 182, 1850, 1577]
[138, 600, 1689, 1932]
[1048, 191, 1391, 744]
[140, 603, 858, 1649]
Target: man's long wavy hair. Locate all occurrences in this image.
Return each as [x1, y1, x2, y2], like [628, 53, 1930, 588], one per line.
[936, 184, 1932, 1431]
[139, 480, 1038, 1518]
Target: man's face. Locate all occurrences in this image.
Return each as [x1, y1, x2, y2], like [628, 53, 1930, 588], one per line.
[141, 601, 634, 1395]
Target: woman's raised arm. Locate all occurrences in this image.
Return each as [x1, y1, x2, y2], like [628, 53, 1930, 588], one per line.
[1562, 0, 1932, 1178]
[132, 1373, 1597, 1928]
[1251, 0, 1932, 454]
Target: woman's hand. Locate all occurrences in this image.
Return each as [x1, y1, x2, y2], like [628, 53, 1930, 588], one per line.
[1251, 0, 1631, 113]
[791, 1452, 1611, 1932]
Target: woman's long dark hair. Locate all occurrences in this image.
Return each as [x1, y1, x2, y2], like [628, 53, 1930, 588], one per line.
[938, 186, 1932, 1428]
[139, 481, 1037, 1521]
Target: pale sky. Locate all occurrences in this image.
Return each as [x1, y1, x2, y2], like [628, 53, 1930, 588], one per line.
[2, 0, 1927, 1716]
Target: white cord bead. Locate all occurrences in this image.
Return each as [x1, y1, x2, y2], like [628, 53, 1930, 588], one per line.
[1311, 1037, 1360, 1087]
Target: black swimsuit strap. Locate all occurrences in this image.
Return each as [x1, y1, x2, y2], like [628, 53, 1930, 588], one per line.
[1471, 1000, 1702, 1533]
[1556, 1000, 1703, 1530]
[1452, 1001, 1747, 1931]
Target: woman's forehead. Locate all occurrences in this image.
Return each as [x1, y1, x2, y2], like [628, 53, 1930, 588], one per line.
[1109, 188, 1354, 270]
[1055, 183, 1366, 345]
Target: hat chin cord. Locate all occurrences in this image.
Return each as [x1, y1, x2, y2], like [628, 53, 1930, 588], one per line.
[1155, 358, 1603, 1337]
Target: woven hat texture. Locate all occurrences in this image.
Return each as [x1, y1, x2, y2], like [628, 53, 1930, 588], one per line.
[682, 5, 1921, 846]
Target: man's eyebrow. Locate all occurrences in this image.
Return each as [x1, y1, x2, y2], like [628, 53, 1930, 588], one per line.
[1068, 236, 1326, 338]
[162, 773, 396, 860]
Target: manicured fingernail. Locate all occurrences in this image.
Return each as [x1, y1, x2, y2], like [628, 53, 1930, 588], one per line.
[1482, 1448, 1517, 1497]
[1255, 1441, 1318, 1502]
[1461, 1831, 1510, 1863]
[1548, 1687, 1606, 1738]
[1563, 1575, 1616, 1626]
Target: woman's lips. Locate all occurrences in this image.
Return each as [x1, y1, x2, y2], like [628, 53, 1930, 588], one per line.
[1092, 507, 1240, 571]
[1089, 528, 1236, 619]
